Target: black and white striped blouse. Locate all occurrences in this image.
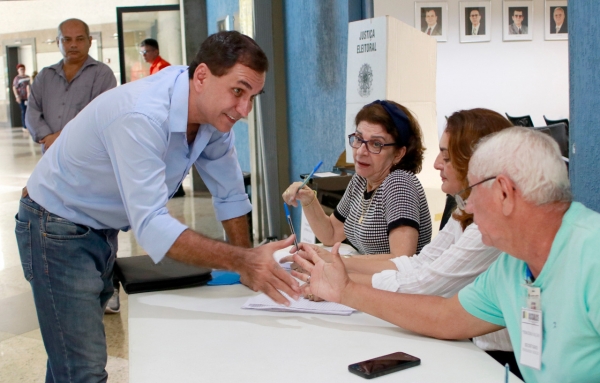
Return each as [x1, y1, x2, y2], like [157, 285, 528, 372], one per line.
[334, 170, 432, 255]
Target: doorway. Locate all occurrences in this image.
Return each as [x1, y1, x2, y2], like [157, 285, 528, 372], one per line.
[2, 38, 36, 128]
[116, 5, 182, 84]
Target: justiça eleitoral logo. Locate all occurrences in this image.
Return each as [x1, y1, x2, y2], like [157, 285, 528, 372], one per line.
[358, 63, 373, 98]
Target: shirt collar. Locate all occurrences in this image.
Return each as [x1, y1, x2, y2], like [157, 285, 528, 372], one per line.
[168, 68, 191, 133]
[49, 55, 98, 77]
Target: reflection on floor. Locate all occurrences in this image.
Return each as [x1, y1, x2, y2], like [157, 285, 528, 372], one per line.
[0, 127, 223, 382]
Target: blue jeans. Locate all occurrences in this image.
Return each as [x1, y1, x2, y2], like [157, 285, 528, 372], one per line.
[19, 100, 27, 129]
[15, 195, 118, 383]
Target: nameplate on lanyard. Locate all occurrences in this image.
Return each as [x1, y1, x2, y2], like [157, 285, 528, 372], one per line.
[520, 307, 542, 370]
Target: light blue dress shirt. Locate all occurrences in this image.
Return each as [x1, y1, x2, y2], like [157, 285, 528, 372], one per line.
[27, 66, 251, 262]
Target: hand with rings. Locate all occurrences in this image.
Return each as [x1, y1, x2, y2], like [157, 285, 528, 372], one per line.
[291, 242, 348, 304]
[301, 276, 324, 302]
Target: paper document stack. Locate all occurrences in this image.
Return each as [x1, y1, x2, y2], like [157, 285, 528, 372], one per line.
[242, 292, 356, 316]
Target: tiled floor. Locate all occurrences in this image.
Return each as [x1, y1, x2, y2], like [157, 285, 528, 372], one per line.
[0, 127, 224, 382]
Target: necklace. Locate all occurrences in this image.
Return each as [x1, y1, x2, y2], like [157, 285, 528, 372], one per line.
[359, 183, 378, 224]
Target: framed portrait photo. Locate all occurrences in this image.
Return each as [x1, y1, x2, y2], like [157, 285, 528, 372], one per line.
[545, 0, 568, 40]
[459, 1, 491, 43]
[415, 2, 449, 42]
[503, 1, 533, 41]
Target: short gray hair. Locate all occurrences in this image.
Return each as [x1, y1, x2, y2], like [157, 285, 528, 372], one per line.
[469, 126, 571, 205]
[58, 18, 90, 38]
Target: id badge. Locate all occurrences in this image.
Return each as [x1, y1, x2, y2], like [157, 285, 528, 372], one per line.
[520, 308, 542, 370]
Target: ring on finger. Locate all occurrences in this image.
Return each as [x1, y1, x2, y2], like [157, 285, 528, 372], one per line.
[307, 294, 314, 300]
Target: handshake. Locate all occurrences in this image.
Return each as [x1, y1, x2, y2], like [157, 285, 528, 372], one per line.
[276, 242, 354, 304]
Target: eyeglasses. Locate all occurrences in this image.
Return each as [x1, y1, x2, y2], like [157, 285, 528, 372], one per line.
[454, 176, 496, 210]
[348, 133, 396, 154]
[139, 49, 155, 55]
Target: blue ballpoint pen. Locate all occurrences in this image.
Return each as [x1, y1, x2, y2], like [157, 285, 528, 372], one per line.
[283, 203, 299, 251]
[296, 160, 324, 196]
[505, 363, 509, 383]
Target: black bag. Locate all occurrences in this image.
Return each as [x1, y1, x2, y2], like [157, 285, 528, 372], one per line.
[114, 255, 212, 294]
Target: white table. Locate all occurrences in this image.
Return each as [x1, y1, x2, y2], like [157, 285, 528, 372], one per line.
[129, 285, 519, 382]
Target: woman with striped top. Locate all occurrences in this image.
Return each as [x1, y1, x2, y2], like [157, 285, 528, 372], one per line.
[283, 100, 432, 258]
[291, 108, 522, 379]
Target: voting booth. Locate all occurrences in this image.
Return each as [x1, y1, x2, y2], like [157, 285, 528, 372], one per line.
[345, 15, 438, 186]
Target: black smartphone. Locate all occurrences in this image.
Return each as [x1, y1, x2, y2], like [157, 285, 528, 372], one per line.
[348, 352, 421, 379]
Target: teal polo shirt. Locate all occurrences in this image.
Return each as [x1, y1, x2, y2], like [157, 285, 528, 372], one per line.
[459, 202, 600, 383]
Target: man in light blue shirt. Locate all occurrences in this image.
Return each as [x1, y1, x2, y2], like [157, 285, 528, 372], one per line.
[294, 127, 600, 383]
[16, 31, 300, 383]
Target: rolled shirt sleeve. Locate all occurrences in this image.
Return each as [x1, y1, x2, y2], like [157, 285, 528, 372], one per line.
[194, 130, 251, 222]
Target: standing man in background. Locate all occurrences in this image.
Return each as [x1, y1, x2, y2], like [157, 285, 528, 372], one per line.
[25, 18, 119, 312]
[140, 38, 171, 75]
[12, 64, 30, 131]
[26, 18, 116, 152]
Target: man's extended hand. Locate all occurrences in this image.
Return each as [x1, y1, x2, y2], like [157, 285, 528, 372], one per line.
[292, 242, 349, 303]
[238, 235, 301, 306]
[40, 131, 60, 150]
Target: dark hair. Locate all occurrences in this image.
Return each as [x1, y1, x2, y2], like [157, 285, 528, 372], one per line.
[354, 101, 425, 174]
[446, 108, 513, 229]
[512, 7, 526, 16]
[58, 18, 90, 38]
[425, 8, 438, 17]
[140, 38, 159, 50]
[188, 31, 268, 79]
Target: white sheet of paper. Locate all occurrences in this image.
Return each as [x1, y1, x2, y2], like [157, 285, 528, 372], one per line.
[313, 172, 340, 177]
[300, 208, 316, 244]
[242, 291, 356, 316]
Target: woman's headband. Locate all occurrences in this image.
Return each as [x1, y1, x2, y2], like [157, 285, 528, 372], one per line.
[367, 100, 412, 146]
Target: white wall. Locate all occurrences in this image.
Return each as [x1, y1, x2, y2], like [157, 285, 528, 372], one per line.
[0, 0, 178, 33]
[375, 0, 569, 135]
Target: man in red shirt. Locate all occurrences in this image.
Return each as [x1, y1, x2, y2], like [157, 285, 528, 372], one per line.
[140, 38, 171, 75]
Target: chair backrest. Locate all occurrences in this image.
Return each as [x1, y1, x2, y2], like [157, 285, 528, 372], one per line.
[505, 113, 534, 127]
[532, 122, 569, 158]
[543, 115, 570, 131]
